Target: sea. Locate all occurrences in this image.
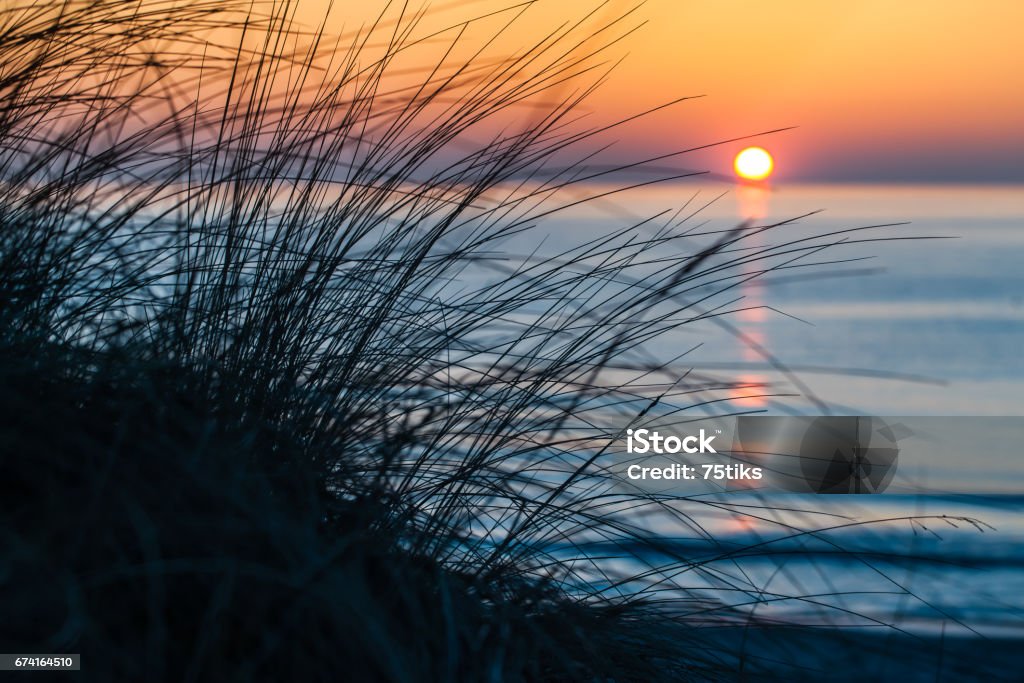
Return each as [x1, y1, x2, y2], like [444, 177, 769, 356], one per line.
[510, 182, 1024, 656]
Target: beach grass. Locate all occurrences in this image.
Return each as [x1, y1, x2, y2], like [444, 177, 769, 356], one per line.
[0, 1, 979, 680]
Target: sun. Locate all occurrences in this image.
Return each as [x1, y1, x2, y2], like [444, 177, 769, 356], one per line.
[734, 147, 774, 181]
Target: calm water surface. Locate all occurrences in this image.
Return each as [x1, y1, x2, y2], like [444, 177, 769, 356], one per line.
[544, 182, 1023, 416]
[530, 183, 1024, 637]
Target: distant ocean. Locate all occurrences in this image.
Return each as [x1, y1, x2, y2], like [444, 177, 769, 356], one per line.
[533, 182, 1024, 416]
[526, 183, 1024, 640]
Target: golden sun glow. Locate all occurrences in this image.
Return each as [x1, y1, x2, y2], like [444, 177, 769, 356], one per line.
[734, 147, 774, 181]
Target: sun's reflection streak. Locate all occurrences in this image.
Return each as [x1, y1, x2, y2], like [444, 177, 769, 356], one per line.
[731, 181, 771, 409]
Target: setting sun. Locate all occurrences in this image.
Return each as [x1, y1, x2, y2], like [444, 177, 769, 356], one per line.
[734, 147, 774, 181]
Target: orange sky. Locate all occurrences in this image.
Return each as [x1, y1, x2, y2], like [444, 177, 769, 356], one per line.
[615, 0, 1024, 181]
[256, 0, 1024, 181]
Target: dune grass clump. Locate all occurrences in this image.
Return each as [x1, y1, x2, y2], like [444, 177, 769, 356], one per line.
[0, 1, 937, 680]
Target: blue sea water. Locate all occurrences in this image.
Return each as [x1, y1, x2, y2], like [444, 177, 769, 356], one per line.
[524, 183, 1024, 640]
[561, 492, 1024, 638]
[537, 182, 1023, 417]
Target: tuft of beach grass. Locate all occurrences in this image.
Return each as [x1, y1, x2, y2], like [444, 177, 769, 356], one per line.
[0, 1, 986, 681]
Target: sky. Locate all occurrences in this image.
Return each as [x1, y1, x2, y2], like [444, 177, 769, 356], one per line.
[609, 0, 1024, 182]
[209, 0, 1024, 183]
[315, 0, 1023, 183]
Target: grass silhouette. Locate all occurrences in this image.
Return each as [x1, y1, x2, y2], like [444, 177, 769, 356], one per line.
[0, 1, 999, 681]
